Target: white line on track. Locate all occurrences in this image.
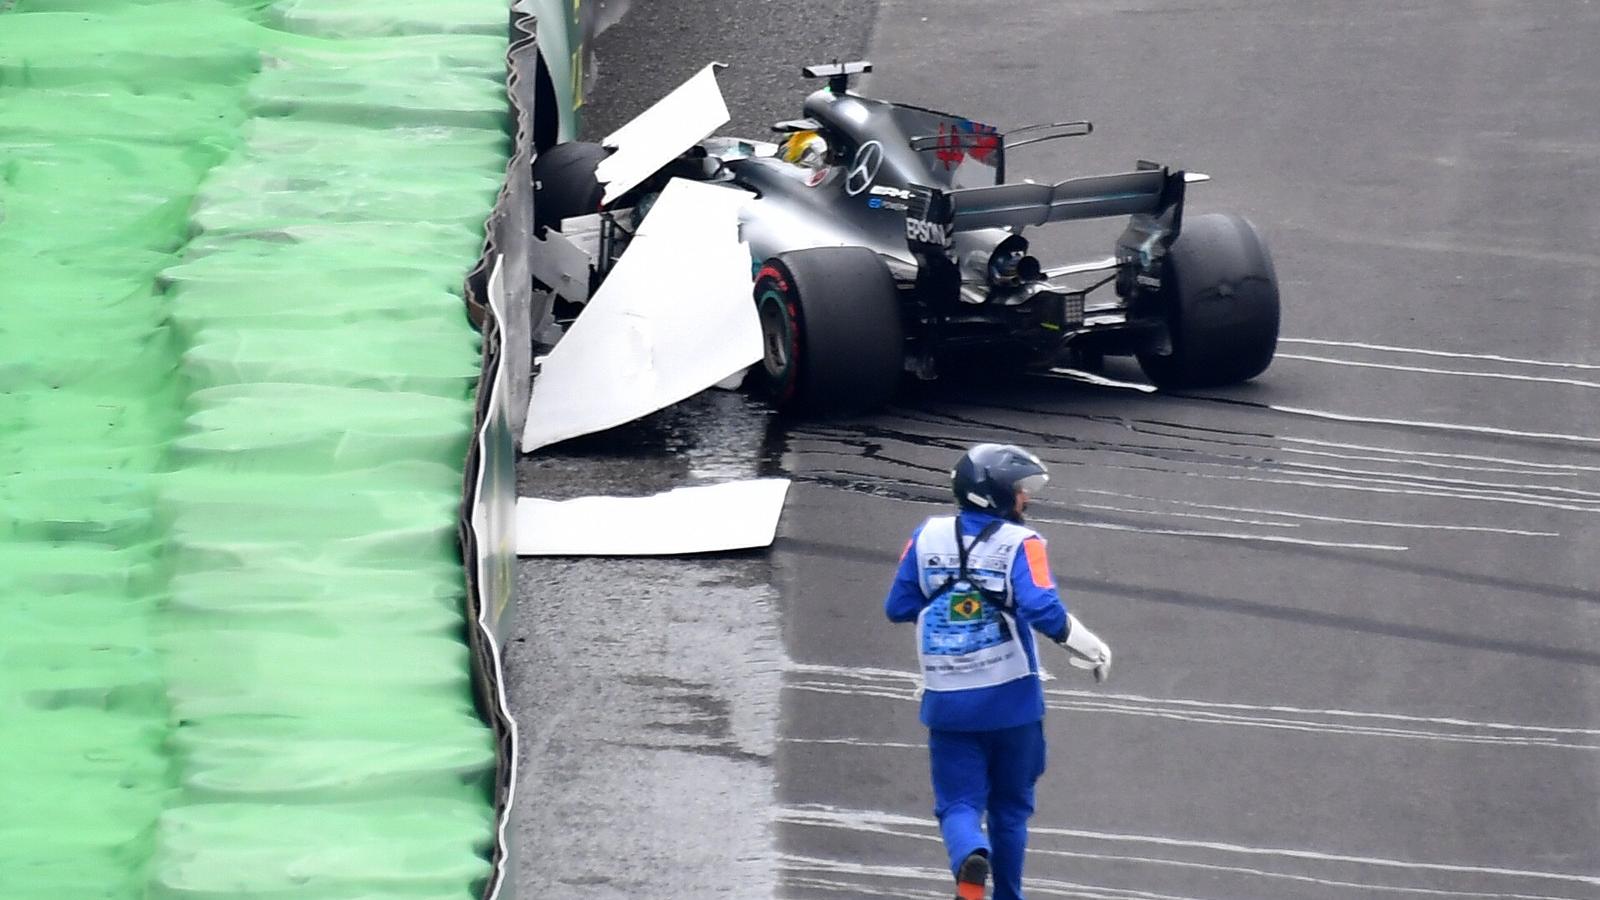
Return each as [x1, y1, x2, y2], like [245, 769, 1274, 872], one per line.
[1276, 353, 1600, 390]
[1071, 488, 1560, 536]
[781, 872, 949, 899]
[784, 664, 1600, 751]
[1073, 443, 1600, 512]
[1042, 690, 1600, 739]
[1280, 338, 1600, 371]
[1047, 699, 1595, 750]
[1017, 843, 1586, 900]
[1155, 464, 1600, 514]
[1266, 405, 1600, 446]
[782, 806, 1600, 895]
[1265, 459, 1600, 502]
[783, 737, 925, 750]
[1026, 514, 1410, 551]
[784, 683, 1600, 752]
[781, 852, 1208, 900]
[1093, 458, 1600, 510]
[786, 825, 1587, 900]
[783, 827, 1589, 900]
[1271, 444, 1584, 479]
[1279, 437, 1600, 474]
[1075, 501, 1301, 528]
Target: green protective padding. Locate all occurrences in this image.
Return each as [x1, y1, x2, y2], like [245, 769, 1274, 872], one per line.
[181, 326, 482, 396]
[1, 0, 507, 897]
[150, 799, 492, 897]
[173, 384, 477, 473]
[1, 4, 253, 896]
[265, 0, 508, 39]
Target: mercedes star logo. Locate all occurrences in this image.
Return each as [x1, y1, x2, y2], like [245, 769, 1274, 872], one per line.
[845, 140, 884, 196]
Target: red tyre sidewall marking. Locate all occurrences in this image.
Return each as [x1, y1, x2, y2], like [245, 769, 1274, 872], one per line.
[756, 264, 801, 403]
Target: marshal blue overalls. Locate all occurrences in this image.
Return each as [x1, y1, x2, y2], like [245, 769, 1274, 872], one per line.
[884, 509, 1069, 900]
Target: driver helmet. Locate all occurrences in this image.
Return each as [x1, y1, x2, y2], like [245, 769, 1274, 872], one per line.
[952, 443, 1049, 521]
[782, 129, 829, 167]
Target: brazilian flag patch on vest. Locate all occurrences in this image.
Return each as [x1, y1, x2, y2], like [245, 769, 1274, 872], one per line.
[949, 592, 984, 622]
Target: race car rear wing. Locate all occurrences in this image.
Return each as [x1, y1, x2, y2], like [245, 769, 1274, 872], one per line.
[905, 164, 1197, 262]
[945, 167, 1176, 230]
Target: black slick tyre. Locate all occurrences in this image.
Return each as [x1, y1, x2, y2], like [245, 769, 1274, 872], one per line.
[1136, 212, 1280, 389]
[752, 247, 904, 415]
[532, 141, 608, 232]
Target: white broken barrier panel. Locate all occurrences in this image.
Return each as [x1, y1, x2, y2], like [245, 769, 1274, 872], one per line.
[520, 178, 761, 452]
[595, 62, 730, 204]
[515, 479, 791, 556]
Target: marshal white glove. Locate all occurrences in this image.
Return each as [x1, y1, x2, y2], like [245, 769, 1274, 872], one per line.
[1061, 613, 1112, 683]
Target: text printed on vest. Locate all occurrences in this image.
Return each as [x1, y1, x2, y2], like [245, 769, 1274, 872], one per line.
[913, 517, 1036, 692]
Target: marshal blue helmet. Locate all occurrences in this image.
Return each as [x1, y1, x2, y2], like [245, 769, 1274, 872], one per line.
[951, 443, 1049, 520]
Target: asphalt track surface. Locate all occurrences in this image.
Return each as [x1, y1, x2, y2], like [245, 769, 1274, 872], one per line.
[509, 2, 1600, 898]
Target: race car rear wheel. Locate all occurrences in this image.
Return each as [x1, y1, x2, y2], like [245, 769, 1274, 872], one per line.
[532, 141, 608, 231]
[1136, 213, 1280, 389]
[753, 247, 904, 415]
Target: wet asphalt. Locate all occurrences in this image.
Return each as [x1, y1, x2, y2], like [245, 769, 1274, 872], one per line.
[507, 1, 1600, 898]
[504, 5, 879, 896]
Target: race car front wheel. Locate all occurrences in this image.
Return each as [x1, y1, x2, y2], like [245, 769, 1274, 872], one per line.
[752, 247, 904, 415]
[532, 141, 607, 232]
[1136, 212, 1280, 389]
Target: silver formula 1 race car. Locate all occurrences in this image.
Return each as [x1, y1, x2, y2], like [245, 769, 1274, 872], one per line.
[530, 61, 1280, 415]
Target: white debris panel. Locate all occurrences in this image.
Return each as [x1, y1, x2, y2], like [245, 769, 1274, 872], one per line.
[520, 177, 761, 452]
[516, 479, 792, 556]
[595, 62, 730, 204]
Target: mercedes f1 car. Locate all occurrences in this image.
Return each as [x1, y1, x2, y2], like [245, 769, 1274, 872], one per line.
[530, 61, 1280, 415]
